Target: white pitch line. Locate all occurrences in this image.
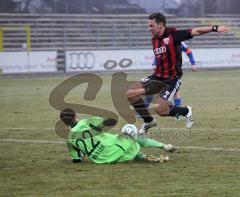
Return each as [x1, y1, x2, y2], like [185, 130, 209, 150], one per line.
[180, 146, 240, 152]
[159, 128, 240, 132]
[0, 127, 239, 132]
[0, 139, 65, 144]
[189, 96, 239, 101]
[0, 139, 240, 152]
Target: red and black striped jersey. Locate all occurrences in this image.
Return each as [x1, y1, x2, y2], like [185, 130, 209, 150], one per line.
[152, 27, 193, 79]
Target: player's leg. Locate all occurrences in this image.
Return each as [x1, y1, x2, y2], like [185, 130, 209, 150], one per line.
[173, 91, 182, 120]
[144, 95, 154, 108]
[155, 79, 193, 128]
[174, 91, 182, 107]
[136, 95, 153, 119]
[130, 76, 168, 133]
[126, 77, 155, 125]
[116, 133, 172, 163]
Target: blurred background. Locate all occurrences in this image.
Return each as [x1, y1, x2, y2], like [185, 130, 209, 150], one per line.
[0, 0, 239, 73]
[1, 0, 240, 16]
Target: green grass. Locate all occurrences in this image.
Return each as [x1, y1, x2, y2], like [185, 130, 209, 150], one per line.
[0, 70, 240, 196]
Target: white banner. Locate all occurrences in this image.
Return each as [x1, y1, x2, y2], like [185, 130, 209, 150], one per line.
[182, 48, 240, 68]
[66, 50, 154, 72]
[66, 48, 240, 72]
[0, 51, 57, 73]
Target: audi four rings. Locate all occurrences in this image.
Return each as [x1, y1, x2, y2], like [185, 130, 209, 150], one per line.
[69, 52, 95, 69]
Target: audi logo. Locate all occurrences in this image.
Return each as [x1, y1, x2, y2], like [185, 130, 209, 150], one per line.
[154, 47, 166, 55]
[104, 58, 132, 70]
[69, 52, 95, 69]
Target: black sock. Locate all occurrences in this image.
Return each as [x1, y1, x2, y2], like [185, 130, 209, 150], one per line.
[132, 97, 153, 123]
[168, 106, 189, 117]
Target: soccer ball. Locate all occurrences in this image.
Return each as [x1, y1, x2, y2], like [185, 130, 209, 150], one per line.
[121, 124, 138, 137]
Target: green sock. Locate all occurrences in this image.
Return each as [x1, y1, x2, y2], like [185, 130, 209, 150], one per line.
[136, 136, 165, 149]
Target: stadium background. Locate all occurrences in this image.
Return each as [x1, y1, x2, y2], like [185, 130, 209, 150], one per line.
[0, 0, 240, 196]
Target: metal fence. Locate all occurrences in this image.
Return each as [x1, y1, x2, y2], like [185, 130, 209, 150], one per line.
[0, 13, 240, 69]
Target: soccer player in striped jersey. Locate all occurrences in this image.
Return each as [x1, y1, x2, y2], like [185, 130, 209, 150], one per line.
[141, 42, 196, 113]
[126, 12, 230, 134]
[60, 108, 176, 164]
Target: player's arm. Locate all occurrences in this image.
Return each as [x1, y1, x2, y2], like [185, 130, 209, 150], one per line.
[152, 57, 157, 69]
[152, 57, 157, 66]
[187, 49, 196, 71]
[87, 116, 117, 132]
[181, 42, 197, 71]
[191, 26, 230, 36]
[67, 141, 85, 163]
[172, 29, 193, 43]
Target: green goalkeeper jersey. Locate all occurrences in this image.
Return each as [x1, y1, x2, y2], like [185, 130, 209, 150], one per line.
[67, 117, 140, 164]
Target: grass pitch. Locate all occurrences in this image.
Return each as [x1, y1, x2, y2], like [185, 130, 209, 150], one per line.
[0, 70, 240, 196]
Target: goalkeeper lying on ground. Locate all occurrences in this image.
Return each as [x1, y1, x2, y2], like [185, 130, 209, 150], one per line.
[60, 108, 177, 164]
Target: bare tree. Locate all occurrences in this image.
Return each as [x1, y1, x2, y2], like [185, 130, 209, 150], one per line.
[22, 0, 33, 12]
[0, 0, 17, 13]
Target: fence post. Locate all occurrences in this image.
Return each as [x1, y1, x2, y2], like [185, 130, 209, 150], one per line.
[25, 26, 31, 52]
[0, 27, 3, 51]
[128, 23, 132, 49]
[112, 23, 116, 47]
[63, 25, 67, 73]
[96, 26, 99, 49]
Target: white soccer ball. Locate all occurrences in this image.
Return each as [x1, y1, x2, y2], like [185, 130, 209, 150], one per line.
[121, 124, 138, 137]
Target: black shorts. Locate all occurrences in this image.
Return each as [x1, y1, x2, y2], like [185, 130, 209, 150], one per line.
[139, 75, 181, 104]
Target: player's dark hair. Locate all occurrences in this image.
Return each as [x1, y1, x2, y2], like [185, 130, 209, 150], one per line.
[60, 108, 76, 126]
[149, 12, 166, 26]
